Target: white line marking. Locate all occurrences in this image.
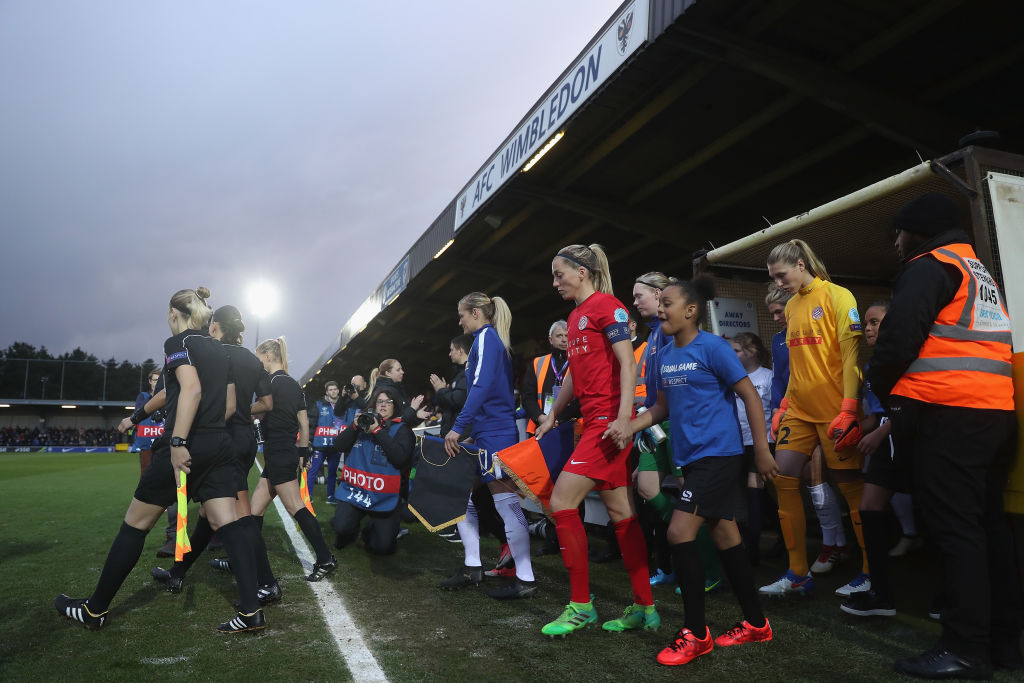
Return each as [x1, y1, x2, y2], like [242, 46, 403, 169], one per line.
[257, 461, 387, 682]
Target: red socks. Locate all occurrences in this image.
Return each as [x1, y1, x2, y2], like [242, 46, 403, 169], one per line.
[615, 515, 654, 606]
[553, 508, 590, 604]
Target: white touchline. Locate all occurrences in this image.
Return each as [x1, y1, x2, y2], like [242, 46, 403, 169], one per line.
[257, 460, 388, 683]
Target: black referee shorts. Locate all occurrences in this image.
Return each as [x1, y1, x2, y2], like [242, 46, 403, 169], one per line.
[676, 454, 743, 521]
[262, 440, 299, 486]
[227, 422, 257, 491]
[134, 430, 239, 507]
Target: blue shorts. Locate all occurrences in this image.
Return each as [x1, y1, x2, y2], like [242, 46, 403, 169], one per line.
[472, 430, 518, 483]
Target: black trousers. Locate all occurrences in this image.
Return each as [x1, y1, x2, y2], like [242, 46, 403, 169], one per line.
[331, 502, 400, 555]
[889, 396, 1021, 659]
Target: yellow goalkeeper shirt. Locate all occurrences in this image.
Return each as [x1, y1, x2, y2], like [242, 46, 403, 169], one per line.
[785, 277, 863, 423]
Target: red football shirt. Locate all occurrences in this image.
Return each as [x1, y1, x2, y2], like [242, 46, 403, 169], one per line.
[566, 291, 631, 419]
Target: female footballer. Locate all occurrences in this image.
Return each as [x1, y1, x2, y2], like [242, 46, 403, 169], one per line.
[628, 276, 777, 665]
[760, 239, 869, 598]
[533, 244, 657, 636]
[441, 291, 536, 600]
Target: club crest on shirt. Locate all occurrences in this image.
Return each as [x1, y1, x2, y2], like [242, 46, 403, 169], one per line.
[811, 306, 824, 320]
[848, 307, 861, 323]
[613, 308, 629, 323]
[578, 315, 589, 330]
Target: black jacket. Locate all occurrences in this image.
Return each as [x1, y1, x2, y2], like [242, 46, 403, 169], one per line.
[333, 418, 414, 470]
[434, 364, 467, 435]
[333, 390, 367, 419]
[368, 376, 419, 425]
[868, 229, 966, 403]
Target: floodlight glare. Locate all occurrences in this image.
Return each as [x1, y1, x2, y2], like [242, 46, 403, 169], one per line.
[247, 281, 279, 320]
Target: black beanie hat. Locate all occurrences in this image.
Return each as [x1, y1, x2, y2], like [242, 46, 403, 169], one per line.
[893, 192, 962, 237]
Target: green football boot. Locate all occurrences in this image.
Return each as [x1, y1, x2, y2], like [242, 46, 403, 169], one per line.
[602, 602, 660, 632]
[541, 599, 598, 638]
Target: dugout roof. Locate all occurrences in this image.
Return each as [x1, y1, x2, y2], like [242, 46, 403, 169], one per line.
[301, 0, 1024, 394]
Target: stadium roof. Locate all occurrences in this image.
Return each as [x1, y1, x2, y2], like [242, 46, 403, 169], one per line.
[301, 0, 1024, 392]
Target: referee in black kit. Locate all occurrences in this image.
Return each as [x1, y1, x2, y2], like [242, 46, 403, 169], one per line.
[249, 337, 337, 581]
[153, 305, 281, 606]
[56, 287, 266, 633]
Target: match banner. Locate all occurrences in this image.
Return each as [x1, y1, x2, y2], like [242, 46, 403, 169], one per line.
[408, 435, 480, 532]
[494, 422, 576, 518]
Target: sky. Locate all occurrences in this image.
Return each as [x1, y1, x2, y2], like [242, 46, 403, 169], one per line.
[0, 0, 626, 375]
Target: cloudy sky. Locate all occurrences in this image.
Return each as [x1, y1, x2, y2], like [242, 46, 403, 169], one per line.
[0, 1, 624, 374]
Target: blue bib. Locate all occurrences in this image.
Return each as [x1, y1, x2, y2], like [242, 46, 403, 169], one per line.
[338, 422, 403, 512]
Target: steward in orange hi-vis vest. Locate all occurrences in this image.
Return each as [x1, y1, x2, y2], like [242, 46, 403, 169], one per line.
[870, 193, 1018, 678]
[891, 243, 1013, 410]
[633, 340, 648, 403]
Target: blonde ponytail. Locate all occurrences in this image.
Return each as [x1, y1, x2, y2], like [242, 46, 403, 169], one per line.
[555, 243, 613, 294]
[255, 336, 289, 373]
[767, 239, 831, 282]
[366, 359, 400, 397]
[169, 287, 213, 330]
[459, 292, 512, 350]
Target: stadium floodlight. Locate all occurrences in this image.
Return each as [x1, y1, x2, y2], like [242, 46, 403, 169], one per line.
[247, 281, 279, 347]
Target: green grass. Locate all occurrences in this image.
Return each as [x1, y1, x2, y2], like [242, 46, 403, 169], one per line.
[0, 451, 1003, 682]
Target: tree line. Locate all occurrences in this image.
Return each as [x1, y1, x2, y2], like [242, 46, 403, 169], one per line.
[0, 342, 159, 401]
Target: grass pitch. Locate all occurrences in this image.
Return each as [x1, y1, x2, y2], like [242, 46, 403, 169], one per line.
[0, 451, 1000, 682]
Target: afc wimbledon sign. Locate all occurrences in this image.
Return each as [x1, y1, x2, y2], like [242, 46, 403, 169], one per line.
[454, 1, 649, 231]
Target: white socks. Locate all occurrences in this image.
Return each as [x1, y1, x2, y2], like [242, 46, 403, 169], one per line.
[457, 498, 481, 567]
[810, 483, 847, 547]
[891, 493, 917, 537]
[492, 492, 534, 582]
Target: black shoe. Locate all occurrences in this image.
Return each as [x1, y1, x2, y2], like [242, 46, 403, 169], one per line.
[589, 549, 621, 563]
[54, 594, 107, 631]
[257, 580, 283, 605]
[438, 528, 462, 544]
[840, 590, 895, 617]
[155, 539, 175, 558]
[534, 541, 560, 557]
[151, 566, 184, 594]
[216, 609, 266, 634]
[440, 566, 483, 590]
[306, 555, 337, 582]
[894, 647, 992, 680]
[487, 578, 538, 600]
[209, 557, 231, 572]
[992, 637, 1024, 671]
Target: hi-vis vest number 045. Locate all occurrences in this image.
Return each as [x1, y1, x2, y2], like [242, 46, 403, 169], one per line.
[892, 243, 1014, 410]
[337, 421, 403, 512]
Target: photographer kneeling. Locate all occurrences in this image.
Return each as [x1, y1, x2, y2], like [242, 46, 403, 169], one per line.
[330, 386, 414, 555]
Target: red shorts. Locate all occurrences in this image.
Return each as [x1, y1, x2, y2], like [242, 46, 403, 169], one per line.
[560, 419, 631, 490]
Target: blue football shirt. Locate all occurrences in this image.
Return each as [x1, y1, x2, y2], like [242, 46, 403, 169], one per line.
[658, 330, 747, 467]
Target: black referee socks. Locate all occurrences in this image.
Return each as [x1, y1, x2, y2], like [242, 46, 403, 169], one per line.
[88, 522, 149, 613]
[170, 515, 213, 579]
[293, 507, 332, 564]
[218, 518, 260, 614]
[242, 515, 276, 586]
